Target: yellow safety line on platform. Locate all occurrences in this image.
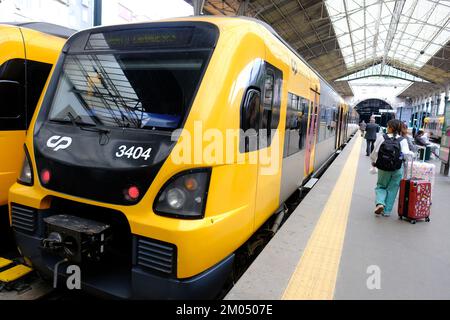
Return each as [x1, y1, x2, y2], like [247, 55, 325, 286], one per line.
[282, 136, 363, 300]
[0, 258, 13, 269]
[0, 265, 32, 283]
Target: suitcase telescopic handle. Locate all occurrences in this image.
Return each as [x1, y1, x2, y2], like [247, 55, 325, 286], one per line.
[403, 153, 415, 179]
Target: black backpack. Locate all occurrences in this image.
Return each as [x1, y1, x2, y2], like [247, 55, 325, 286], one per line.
[375, 134, 403, 171]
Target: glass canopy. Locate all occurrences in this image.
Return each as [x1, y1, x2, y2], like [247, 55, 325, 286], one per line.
[324, 0, 450, 69]
[335, 63, 429, 82]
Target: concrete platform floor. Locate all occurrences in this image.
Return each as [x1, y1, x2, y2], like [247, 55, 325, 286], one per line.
[335, 143, 450, 299]
[226, 135, 450, 300]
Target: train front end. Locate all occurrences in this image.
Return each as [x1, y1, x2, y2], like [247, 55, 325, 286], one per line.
[8, 20, 243, 299]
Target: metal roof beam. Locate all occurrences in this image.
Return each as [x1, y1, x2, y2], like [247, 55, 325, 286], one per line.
[268, 0, 317, 58]
[372, 0, 383, 62]
[397, 0, 439, 64]
[296, 0, 328, 54]
[343, 0, 357, 65]
[382, 0, 405, 72]
[237, 0, 250, 16]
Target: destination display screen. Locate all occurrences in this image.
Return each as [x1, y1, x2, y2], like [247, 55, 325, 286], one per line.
[86, 27, 195, 50]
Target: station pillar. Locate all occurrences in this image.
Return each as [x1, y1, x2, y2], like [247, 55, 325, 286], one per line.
[436, 94, 441, 116]
[192, 0, 205, 15]
[441, 85, 450, 176]
[418, 98, 425, 129]
[93, 0, 102, 26]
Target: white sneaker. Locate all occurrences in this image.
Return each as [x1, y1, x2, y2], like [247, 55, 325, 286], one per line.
[374, 205, 384, 215]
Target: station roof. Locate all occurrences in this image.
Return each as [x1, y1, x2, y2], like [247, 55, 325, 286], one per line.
[188, 0, 450, 98]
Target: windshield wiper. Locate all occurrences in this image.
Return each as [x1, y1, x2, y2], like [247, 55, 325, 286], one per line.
[51, 112, 110, 135]
[66, 112, 110, 134]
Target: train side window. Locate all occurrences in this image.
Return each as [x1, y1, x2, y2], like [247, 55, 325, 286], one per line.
[0, 81, 22, 118]
[263, 73, 274, 107]
[284, 93, 307, 157]
[299, 98, 309, 150]
[240, 88, 261, 153]
[261, 71, 274, 135]
[261, 65, 282, 146]
[318, 105, 326, 142]
[284, 93, 292, 158]
[0, 59, 25, 130]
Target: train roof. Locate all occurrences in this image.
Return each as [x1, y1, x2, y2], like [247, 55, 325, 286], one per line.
[237, 17, 339, 96]
[78, 16, 341, 101]
[1, 22, 75, 39]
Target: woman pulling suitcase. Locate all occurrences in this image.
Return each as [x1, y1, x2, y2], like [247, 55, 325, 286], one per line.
[370, 119, 413, 216]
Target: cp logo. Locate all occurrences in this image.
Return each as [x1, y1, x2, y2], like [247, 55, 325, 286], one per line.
[47, 136, 72, 151]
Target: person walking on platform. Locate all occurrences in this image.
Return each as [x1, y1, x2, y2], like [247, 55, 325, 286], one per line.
[359, 120, 366, 137]
[401, 122, 417, 153]
[370, 119, 413, 216]
[365, 117, 379, 156]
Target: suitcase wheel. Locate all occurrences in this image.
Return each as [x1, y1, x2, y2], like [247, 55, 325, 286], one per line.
[410, 220, 416, 224]
[425, 217, 430, 222]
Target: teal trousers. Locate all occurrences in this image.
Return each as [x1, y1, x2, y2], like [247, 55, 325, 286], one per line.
[375, 167, 403, 214]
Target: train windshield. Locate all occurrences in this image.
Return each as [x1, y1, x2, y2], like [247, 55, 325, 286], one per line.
[48, 51, 209, 131]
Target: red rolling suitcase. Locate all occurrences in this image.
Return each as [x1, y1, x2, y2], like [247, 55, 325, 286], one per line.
[398, 156, 432, 224]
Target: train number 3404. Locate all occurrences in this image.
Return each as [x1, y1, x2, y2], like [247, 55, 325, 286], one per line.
[115, 145, 152, 160]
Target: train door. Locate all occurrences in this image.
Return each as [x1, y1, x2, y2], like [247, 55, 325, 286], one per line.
[0, 26, 26, 207]
[343, 110, 349, 142]
[336, 104, 344, 148]
[254, 63, 283, 230]
[304, 89, 319, 176]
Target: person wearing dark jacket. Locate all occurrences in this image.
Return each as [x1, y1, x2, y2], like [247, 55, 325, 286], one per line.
[415, 130, 439, 157]
[365, 117, 379, 156]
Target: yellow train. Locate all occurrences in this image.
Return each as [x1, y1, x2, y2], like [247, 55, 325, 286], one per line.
[423, 116, 444, 141]
[9, 17, 357, 299]
[0, 22, 72, 248]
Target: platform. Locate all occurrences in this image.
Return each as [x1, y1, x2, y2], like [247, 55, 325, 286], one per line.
[226, 134, 450, 300]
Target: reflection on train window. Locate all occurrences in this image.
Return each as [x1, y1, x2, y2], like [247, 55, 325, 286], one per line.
[261, 66, 282, 145]
[240, 88, 261, 152]
[300, 98, 309, 150]
[261, 71, 274, 136]
[284, 92, 309, 158]
[317, 106, 337, 142]
[240, 64, 282, 152]
[48, 52, 208, 131]
[263, 72, 274, 107]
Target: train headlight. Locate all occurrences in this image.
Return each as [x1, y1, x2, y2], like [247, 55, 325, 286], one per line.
[154, 169, 211, 219]
[18, 146, 33, 186]
[166, 188, 186, 209]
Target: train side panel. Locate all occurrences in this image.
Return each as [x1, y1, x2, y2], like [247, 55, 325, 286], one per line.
[277, 49, 313, 203]
[0, 25, 26, 207]
[0, 26, 64, 207]
[313, 79, 340, 172]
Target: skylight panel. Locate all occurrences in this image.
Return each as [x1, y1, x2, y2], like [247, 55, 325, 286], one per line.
[325, 0, 449, 69]
[335, 64, 428, 82]
[346, 0, 360, 12]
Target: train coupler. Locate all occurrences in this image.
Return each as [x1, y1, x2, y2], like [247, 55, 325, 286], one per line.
[42, 214, 111, 264]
